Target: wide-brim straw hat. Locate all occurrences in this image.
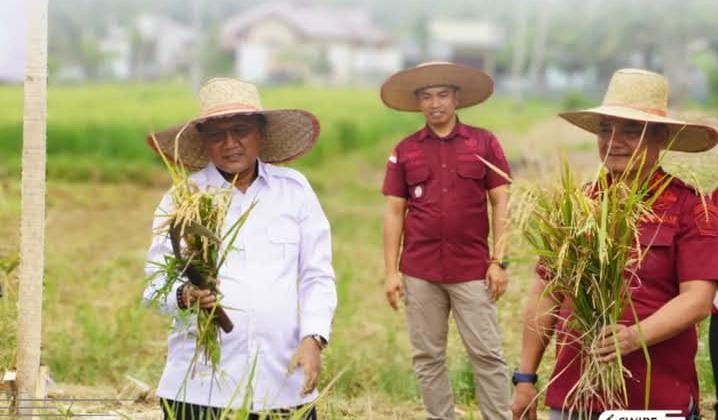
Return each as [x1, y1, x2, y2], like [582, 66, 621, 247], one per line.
[380, 61, 494, 112]
[560, 68, 718, 153]
[148, 78, 320, 169]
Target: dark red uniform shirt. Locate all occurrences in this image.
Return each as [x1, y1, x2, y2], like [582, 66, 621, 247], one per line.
[382, 120, 511, 282]
[544, 174, 718, 414]
[714, 187, 718, 314]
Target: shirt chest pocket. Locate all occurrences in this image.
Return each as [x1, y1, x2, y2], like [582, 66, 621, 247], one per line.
[405, 164, 431, 200]
[265, 221, 300, 262]
[455, 157, 487, 203]
[636, 222, 676, 282]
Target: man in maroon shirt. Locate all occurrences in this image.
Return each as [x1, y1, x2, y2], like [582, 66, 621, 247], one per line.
[511, 69, 718, 419]
[381, 62, 512, 419]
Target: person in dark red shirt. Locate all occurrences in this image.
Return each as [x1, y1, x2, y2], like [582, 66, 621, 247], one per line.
[711, 187, 718, 420]
[381, 62, 512, 419]
[512, 68, 718, 419]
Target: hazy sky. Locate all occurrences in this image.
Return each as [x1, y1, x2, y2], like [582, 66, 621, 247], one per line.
[0, 0, 25, 82]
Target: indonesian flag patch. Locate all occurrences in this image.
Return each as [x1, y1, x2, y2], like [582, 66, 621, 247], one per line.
[388, 151, 398, 164]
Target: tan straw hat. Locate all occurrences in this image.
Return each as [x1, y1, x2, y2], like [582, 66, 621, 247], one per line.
[380, 61, 494, 112]
[560, 68, 718, 152]
[148, 78, 320, 169]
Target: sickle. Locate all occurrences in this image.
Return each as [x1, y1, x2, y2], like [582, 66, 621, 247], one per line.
[169, 221, 234, 333]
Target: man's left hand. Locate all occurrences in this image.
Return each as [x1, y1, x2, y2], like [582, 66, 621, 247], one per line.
[486, 263, 508, 302]
[288, 336, 322, 396]
[594, 324, 641, 362]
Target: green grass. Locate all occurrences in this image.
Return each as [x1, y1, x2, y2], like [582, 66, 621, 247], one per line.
[0, 83, 556, 182]
[0, 253, 18, 372]
[1, 83, 717, 416]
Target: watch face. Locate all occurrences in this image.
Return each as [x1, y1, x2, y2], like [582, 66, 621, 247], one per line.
[311, 335, 327, 349]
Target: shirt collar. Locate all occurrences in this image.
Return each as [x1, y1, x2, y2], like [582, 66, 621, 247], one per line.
[418, 117, 469, 142]
[646, 167, 671, 196]
[256, 158, 270, 186]
[206, 161, 229, 188]
[206, 159, 270, 189]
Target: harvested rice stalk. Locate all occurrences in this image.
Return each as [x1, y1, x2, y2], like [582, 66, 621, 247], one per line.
[147, 133, 255, 370]
[515, 155, 670, 412]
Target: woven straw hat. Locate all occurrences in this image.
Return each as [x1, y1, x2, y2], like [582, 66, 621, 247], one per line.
[148, 78, 320, 169]
[380, 61, 494, 112]
[560, 68, 718, 152]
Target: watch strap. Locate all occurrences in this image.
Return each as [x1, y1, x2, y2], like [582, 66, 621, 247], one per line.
[512, 371, 538, 385]
[308, 334, 328, 350]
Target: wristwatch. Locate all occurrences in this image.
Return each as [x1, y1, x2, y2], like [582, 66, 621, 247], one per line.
[512, 370, 538, 385]
[308, 334, 328, 350]
[490, 256, 510, 270]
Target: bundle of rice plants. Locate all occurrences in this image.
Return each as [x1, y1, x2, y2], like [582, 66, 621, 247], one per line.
[146, 132, 255, 371]
[514, 152, 671, 412]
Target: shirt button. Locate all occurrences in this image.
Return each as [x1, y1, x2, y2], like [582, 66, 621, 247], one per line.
[441, 164, 447, 168]
[443, 188, 448, 193]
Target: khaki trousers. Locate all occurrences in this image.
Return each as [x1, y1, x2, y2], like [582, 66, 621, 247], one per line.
[404, 275, 511, 420]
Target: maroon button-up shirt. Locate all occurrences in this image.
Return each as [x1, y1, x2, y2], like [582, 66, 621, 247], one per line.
[544, 174, 718, 414]
[382, 120, 512, 282]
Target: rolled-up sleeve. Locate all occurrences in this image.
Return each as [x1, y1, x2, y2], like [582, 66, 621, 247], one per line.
[676, 195, 718, 282]
[143, 192, 183, 314]
[382, 147, 408, 198]
[297, 183, 337, 342]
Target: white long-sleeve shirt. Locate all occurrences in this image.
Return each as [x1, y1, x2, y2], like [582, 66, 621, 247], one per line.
[143, 160, 337, 410]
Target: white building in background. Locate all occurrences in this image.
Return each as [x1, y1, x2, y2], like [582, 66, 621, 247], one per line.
[0, 0, 26, 83]
[427, 19, 503, 77]
[99, 26, 132, 80]
[134, 14, 196, 78]
[96, 14, 196, 80]
[220, 2, 401, 85]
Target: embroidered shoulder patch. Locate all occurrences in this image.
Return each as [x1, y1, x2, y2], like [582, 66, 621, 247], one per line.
[693, 202, 718, 236]
[463, 138, 479, 151]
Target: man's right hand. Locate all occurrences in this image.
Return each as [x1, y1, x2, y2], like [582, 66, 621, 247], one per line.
[511, 382, 538, 420]
[182, 285, 217, 310]
[384, 272, 404, 310]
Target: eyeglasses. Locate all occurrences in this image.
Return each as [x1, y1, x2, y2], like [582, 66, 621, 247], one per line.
[598, 122, 649, 139]
[200, 124, 258, 144]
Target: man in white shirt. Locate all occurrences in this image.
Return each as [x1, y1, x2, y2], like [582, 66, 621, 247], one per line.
[144, 78, 337, 419]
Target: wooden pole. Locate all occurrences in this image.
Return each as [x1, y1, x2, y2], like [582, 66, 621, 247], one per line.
[16, 0, 49, 413]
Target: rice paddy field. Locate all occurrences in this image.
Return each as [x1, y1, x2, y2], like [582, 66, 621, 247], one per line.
[0, 83, 717, 418]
